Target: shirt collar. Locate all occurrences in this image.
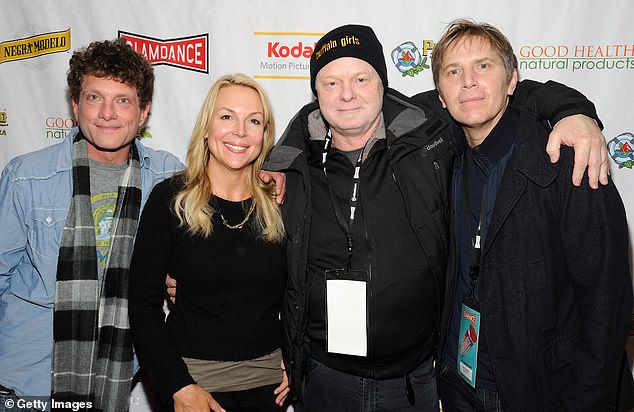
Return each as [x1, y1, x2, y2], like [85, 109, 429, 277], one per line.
[455, 105, 519, 173]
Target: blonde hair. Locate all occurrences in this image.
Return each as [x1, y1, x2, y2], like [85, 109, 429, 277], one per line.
[173, 73, 285, 242]
[432, 19, 518, 88]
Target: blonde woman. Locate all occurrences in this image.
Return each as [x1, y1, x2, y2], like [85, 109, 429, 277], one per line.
[130, 74, 288, 412]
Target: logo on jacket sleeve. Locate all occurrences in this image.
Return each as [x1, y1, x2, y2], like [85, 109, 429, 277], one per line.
[419, 137, 447, 158]
[608, 132, 634, 169]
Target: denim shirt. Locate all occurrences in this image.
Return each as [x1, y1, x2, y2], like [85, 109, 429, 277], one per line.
[0, 128, 184, 399]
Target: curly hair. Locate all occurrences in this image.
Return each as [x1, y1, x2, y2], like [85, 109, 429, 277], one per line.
[67, 37, 154, 108]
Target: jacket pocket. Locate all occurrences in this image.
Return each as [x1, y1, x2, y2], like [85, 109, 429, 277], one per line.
[303, 357, 325, 384]
[28, 208, 67, 259]
[542, 330, 575, 372]
[532, 329, 576, 408]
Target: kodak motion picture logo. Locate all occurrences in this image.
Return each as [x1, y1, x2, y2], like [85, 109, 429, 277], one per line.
[254, 31, 318, 81]
[119, 31, 208, 73]
[0, 28, 71, 64]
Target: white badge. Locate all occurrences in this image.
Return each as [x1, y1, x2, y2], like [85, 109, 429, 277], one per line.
[326, 274, 367, 357]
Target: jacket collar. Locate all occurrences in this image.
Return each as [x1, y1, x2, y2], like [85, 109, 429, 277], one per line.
[306, 107, 386, 163]
[383, 89, 447, 162]
[267, 87, 448, 170]
[483, 109, 557, 255]
[472, 106, 517, 169]
[452, 109, 555, 187]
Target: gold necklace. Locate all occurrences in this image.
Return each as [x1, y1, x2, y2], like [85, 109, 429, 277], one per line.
[219, 200, 255, 230]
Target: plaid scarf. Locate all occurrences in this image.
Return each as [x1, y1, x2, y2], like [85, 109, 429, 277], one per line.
[52, 133, 141, 411]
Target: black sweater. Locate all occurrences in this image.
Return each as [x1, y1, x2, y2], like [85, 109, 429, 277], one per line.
[129, 176, 286, 401]
[305, 138, 437, 377]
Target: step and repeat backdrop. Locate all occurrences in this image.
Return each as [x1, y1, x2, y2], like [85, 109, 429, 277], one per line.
[1, 0, 632, 410]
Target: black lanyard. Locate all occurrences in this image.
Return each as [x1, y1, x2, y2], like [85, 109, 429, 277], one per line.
[461, 152, 489, 301]
[322, 129, 364, 271]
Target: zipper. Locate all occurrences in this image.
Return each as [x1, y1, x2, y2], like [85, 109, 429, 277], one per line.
[363, 217, 375, 378]
[433, 159, 450, 220]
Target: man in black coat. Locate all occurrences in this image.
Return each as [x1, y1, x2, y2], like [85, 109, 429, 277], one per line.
[433, 19, 634, 411]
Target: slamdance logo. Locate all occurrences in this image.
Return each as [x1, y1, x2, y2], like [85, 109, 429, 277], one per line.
[608, 132, 634, 169]
[518, 43, 634, 72]
[119, 31, 208, 73]
[0, 28, 70, 65]
[390, 40, 435, 78]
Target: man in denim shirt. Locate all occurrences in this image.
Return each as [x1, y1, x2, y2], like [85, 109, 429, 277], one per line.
[0, 38, 183, 411]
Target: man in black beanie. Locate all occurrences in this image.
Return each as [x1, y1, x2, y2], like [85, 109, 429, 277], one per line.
[309, 24, 388, 96]
[266, 23, 609, 411]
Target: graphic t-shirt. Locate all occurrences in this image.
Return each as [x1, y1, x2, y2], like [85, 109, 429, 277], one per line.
[89, 159, 127, 278]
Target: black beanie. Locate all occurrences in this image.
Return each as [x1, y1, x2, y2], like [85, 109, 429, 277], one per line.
[310, 24, 388, 96]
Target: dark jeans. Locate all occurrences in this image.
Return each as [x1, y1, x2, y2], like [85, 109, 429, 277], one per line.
[213, 383, 284, 412]
[437, 362, 503, 412]
[296, 357, 439, 412]
[160, 383, 284, 412]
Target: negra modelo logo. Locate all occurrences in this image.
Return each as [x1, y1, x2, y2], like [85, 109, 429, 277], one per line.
[0, 28, 70, 64]
[119, 31, 208, 73]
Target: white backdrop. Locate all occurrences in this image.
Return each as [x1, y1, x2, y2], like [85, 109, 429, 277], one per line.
[1, 1, 632, 410]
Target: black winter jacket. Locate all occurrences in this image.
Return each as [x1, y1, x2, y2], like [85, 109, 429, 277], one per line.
[266, 81, 603, 400]
[266, 88, 454, 397]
